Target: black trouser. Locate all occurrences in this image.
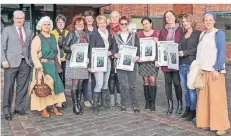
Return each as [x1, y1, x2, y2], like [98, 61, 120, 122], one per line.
[3, 59, 31, 115]
[163, 71, 182, 101]
[108, 72, 120, 94]
[108, 58, 120, 95]
[58, 61, 66, 89]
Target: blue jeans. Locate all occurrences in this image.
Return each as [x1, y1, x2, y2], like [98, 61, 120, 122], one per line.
[179, 64, 197, 110]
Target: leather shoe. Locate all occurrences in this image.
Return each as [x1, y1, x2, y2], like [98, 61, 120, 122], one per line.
[5, 114, 12, 121]
[14, 110, 28, 116]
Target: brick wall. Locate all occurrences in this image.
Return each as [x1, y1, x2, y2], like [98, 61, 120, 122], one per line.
[56, 5, 98, 28]
[99, 4, 231, 60]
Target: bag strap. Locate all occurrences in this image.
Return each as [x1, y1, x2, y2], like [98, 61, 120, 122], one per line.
[35, 69, 45, 84]
[198, 31, 207, 43]
[131, 32, 136, 47]
[39, 33, 57, 56]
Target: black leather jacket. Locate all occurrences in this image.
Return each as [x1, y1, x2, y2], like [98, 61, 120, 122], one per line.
[63, 30, 90, 60]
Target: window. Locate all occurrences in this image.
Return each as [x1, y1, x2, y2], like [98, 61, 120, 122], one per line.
[215, 12, 231, 42]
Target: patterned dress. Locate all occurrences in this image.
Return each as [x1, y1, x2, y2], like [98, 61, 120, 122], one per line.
[137, 31, 159, 77]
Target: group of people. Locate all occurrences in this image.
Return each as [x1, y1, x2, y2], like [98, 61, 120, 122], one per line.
[1, 9, 230, 135]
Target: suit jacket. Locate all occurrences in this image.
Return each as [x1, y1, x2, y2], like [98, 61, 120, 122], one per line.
[1, 25, 32, 67]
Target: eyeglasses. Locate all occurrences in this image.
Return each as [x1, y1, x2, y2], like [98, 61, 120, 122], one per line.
[120, 23, 128, 26]
[75, 24, 84, 26]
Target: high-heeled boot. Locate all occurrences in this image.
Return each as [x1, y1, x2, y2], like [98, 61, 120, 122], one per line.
[71, 90, 80, 114]
[143, 85, 150, 110]
[76, 89, 84, 114]
[166, 100, 173, 115]
[149, 86, 157, 111]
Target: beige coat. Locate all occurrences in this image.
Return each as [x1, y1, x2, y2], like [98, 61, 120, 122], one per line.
[29, 35, 66, 111]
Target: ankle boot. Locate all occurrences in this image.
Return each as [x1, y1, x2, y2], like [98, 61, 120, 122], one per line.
[185, 110, 196, 121]
[175, 100, 183, 114]
[166, 100, 173, 115]
[181, 107, 190, 118]
[143, 85, 150, 110]
[110, 94, 115, 107]
[71, 90, 80, 114]
[92, 92, 100, 115]
[76, 89, 84, 114]
[149, 86, 157, 111]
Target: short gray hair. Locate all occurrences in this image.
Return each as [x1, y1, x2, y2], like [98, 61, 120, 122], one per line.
[13, 10, 25, 17]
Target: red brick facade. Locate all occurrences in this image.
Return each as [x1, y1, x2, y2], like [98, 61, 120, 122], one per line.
[100, 4, 231, 61]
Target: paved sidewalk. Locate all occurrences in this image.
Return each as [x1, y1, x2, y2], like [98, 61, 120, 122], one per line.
[1, 67, 231, 136]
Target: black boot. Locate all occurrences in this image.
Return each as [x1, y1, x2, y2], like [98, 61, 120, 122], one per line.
[71, 90, 80, 114]
[185, 110, 196, 121]
[166, 100, 173, 115]
[143, 85, 150, 110]
[76, 89, 84, 115]
[181, 107, 190, 118]
[92, 92, 100, 115]
[106, 89, 111, 108]
[101, 89, 110, 109]
[175, 100, 183, 114]
[149, 86, 157, 111]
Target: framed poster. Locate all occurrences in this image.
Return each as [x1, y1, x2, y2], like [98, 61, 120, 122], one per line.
[116, 45, 137, 71]
[69, 43, 89, 68]
[91, 48, 108, 72]
[140, 37, 156, 62]
[167, 43, 179, 70]
[157, 41, 174, 66]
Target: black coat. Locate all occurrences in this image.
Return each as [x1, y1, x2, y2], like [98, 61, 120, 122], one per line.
[88, 31, 117, 68]
[63, 30, 90, 60]
[178, 30, 201, 65]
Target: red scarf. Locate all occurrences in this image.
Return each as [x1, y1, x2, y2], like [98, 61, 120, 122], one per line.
[109, 23, 121, 36]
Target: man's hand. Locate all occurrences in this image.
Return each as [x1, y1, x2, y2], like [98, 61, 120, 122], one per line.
[2, 61, 9, 68]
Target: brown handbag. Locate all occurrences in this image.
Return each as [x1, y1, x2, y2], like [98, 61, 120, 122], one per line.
[33, 70, 52, 97]
[39, 34, 62, 73]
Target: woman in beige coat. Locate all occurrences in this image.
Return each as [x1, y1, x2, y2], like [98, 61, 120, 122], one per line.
[29, 16, 66, 118]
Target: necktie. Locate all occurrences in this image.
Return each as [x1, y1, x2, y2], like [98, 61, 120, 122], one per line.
[18, 28, 24, 56]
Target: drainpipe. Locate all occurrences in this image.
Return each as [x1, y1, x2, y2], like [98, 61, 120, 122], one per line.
[147, 4, 150, 16]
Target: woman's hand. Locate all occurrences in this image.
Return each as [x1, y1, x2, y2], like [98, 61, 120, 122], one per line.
[107, 51, 112, 56]
[178, 51, 184, 57]
[60, 58, 66, 62]
[133, 56, 140, 62]
[70, 45, 75, 52]
[85, 58, 89, 64]
[212, 70, 219, 81]
[114, 53, 121, 59]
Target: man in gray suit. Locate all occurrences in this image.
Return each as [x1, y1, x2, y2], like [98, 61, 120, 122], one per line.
[1, 10, 32, 120]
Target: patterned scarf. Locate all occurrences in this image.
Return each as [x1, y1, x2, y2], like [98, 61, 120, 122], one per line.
[75, 30, 87, 43]
[109, 23, 120, 36]
[165, 23, 179, 41]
